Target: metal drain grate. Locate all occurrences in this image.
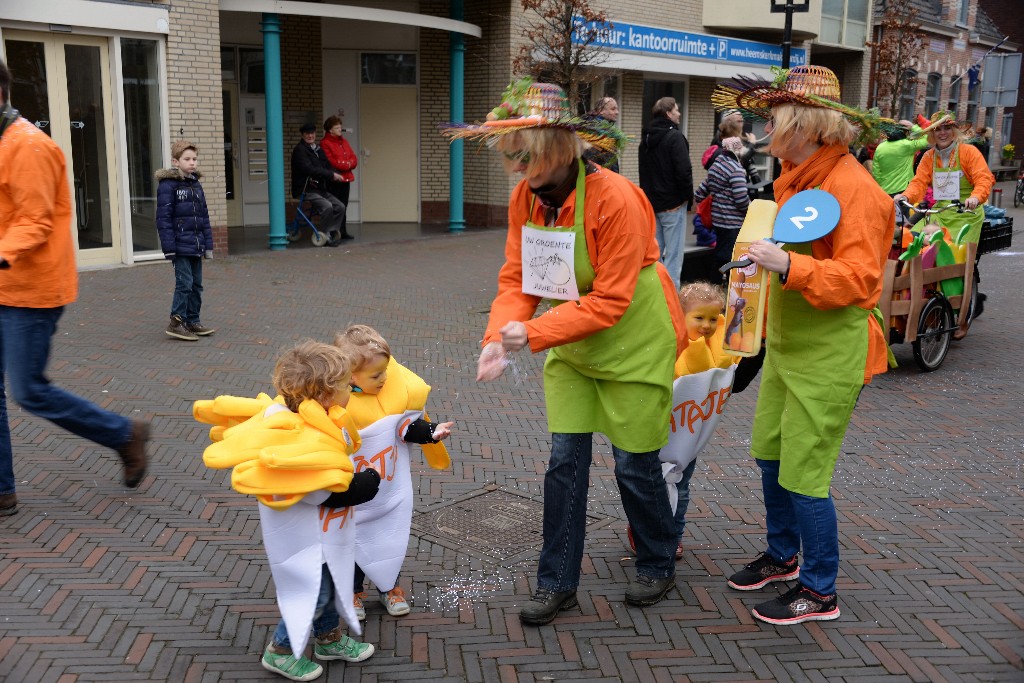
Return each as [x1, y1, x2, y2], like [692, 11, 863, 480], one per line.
[411, 489, 602, 563]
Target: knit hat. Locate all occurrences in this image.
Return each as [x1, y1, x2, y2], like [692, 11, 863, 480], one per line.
[439, 77, 627, 156]
[712, 65, 900, 146]
[721, 136, 745, 154]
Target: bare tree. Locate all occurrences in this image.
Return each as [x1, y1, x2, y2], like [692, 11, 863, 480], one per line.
[511, 0, 613, 109]
[866, 0, 926, 118]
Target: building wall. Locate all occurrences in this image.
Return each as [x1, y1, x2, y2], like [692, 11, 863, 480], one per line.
[281, 14, 323, 207]
[165, 0, 228, 254]
[976, 0, 1023, 157]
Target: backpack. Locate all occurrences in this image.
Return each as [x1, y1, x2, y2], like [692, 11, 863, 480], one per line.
[695, 193, 714, 230]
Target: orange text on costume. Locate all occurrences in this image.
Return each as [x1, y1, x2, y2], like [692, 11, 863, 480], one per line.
[319, 505, 352, 532]
[670, 388, 731, 434]
[353, 446, 398, 482]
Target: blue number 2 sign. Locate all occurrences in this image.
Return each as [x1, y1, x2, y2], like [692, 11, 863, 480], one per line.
[773, 189, 841, 244]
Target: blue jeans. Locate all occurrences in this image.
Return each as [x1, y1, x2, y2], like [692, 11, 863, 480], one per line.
[672, 458, 698, 540]
[171, 256, 203, 324]
[654, 208, 686, 288]
[0, 306, 132, 495]
[757, 458, 839, 595]
[353, 564, 400, 594]
[272, 564, 339, 652]
[536, 433, 676, 592]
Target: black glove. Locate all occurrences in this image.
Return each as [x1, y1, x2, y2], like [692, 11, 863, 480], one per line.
[321, 468, 381, 508]
[732, 346, 766, 394]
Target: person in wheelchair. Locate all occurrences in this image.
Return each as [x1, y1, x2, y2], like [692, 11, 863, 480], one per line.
[291, 122, 347, 247]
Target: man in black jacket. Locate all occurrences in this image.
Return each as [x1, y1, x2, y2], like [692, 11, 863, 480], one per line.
[639, 97, 692, 287]
[290, 122, 346, 246]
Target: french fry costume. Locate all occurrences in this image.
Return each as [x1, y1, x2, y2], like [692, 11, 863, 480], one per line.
[902, 111, 994, 244]
[194, 394, 362, 653]
[345, 357, 450, 593]
[660, 316, 739, 512]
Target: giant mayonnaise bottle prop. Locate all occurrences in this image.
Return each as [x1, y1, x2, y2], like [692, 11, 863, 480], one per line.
[722, 199, 777, 357]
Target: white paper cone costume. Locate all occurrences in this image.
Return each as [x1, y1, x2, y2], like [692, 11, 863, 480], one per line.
[345, 358, 451, 592]
[194, 394, 364, 653]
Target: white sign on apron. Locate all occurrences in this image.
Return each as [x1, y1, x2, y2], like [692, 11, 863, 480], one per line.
[259, 493, 360, 657]
[351, 410, 419, 592]
[521, 225, 580, 301]
[932, 170, 962, 201]
[660, 366, 736, 512]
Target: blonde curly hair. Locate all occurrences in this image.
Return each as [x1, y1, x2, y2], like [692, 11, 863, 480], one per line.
[272, 340, 353, 412]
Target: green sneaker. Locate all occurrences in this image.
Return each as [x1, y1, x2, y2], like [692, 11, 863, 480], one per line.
[313, 633, 375, 662]
[260, 648, 323, 681]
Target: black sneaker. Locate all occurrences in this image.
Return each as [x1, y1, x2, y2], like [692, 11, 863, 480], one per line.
[187, 322, 216, 336]
[166, 315, 198, 341]
[519, 588, 578, 625]
[727, 552, 800, 590]
[752, 583, 839, 625]
[624, 574, 675, 606]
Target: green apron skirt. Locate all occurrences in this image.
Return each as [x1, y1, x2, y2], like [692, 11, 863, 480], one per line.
[750, 242, 867, 497]
[932, 144, 984, 243]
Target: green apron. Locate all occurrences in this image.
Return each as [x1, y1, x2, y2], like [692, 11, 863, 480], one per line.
[535, 161, 677, 453]
[931, 144, 984, 243]
[749, 241, 867, 497]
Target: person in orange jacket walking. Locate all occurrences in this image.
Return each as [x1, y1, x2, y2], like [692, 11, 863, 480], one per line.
[0, 59, 149, 517]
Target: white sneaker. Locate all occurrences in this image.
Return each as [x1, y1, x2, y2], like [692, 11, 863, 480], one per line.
[379, 586, 411, 616]
[353, 591, 366, 621]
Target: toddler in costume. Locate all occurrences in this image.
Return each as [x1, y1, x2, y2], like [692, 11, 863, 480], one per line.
[335, 325, 454, 619]
[194, 340, 379, 682]
[628, 282, 739, 557]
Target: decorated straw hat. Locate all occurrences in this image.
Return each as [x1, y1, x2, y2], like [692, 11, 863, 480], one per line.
[712, 65, 900, 145]
[440, 77, 627, 156]
[912, 110, 972, 138]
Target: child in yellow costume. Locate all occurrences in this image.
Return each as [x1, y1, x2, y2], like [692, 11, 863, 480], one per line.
[627, 282, 739, 559]
[193, 340, 379, 682]
[335, 325, 454, 620]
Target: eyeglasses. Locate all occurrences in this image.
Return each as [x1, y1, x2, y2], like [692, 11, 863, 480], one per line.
[503, 150, 531, 164]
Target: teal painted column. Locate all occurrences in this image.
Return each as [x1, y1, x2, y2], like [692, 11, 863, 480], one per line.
[262, 13, 287, 250]
[448, 0, 466, 233]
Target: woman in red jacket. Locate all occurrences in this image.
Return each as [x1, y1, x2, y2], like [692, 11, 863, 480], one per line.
[321, 115, 357, 240]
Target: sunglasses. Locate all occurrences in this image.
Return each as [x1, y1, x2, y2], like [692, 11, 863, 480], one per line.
[503, 150, 531, 164]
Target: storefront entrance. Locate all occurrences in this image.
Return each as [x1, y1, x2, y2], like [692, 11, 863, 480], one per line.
[4, 31, 122, 268]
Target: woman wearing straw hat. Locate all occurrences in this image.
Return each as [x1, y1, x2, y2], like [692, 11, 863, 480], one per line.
[443, 79, 688, 625]
[713, 66, 896, 625]
[894, 110, 994, 245]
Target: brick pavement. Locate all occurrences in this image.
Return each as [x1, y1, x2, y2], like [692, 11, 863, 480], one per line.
[1, 192, 1022, 682]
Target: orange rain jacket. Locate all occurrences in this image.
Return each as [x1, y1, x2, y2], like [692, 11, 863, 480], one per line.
[902, 142, 995, 206]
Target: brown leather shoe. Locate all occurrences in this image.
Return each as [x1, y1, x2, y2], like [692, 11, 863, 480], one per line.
[0, 493, 17, 516]
[117, 420, 150, 488]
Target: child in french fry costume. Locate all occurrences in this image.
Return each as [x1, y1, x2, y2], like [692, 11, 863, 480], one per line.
[712, 66, 895, 625]
[193, 341, 378, 681]
[629, 282, 740, 557]
[335, 325, 453, 619]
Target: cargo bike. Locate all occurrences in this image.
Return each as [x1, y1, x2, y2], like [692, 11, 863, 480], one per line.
[880, 200, 1014, 371]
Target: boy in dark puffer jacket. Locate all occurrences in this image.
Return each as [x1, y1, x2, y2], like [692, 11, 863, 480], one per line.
[156, 140, 215, 341]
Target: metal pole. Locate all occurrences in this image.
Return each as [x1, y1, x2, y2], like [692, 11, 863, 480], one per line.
[261, 13, 288, 250]
[449, 0, 466, 233]
[781, 0, 793, 69]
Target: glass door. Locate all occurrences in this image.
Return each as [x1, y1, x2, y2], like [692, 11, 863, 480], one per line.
[4, 32, 121, 267]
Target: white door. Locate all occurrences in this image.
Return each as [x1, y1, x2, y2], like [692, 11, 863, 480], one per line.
[323, 50, 360, 222]
[4, 31, 122, 267]
[358, 86, 418, 222]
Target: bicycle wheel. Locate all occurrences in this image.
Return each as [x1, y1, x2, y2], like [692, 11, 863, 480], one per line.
[912, 296, 954, 372]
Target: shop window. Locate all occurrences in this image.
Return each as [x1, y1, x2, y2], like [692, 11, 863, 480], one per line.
[947, 76, 960, 115]
[820, 0, 868, 48]
[898, 69, 918, 122]
[221, 47, 236, 82]
[924, 73, 941, 118]
[641, 80, 686, 131]
[361, 54, 416, 85]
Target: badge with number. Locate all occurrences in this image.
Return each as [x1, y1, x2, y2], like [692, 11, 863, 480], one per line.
[773, 189, 841, 244]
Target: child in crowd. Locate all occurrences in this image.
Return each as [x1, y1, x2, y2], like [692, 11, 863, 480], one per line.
[628, 282, 739, 557]
[335, 325, 453, 619]
[194, 340, 378, 682]
[156, 140, 215, 341]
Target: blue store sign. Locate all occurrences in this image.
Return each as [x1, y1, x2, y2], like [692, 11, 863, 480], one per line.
[575, 19, 806, 68]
